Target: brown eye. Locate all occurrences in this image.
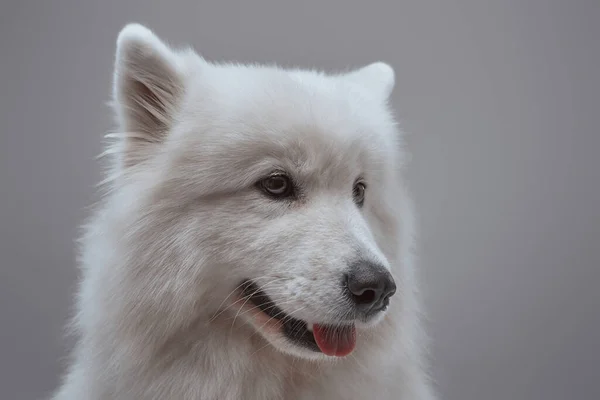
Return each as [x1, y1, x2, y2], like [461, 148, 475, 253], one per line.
[259, 174, 294, 198]
[353, 181, 366, 206]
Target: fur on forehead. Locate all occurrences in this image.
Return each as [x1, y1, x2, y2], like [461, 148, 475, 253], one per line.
[111, 23, 401, 178]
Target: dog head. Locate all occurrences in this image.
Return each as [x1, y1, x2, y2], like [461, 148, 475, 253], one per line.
[105, 24, 410, 360]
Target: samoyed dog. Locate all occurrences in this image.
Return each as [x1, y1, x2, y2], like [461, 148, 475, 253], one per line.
[53, 24, 435, 400]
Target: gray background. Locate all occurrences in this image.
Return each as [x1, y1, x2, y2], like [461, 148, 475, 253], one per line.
[1, 1, 598, 399]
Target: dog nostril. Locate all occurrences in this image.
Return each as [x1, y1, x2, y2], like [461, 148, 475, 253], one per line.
[346, 262, 396, 311]
[353, 289, 376, 305]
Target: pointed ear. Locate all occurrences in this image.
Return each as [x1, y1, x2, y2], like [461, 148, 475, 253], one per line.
[344, 62, 395, 100]
[112, 24, 186, 167]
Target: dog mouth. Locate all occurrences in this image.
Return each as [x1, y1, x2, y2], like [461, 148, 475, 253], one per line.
[240, 280, 357, 357]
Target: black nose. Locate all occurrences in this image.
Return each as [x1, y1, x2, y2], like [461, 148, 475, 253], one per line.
[346, 262, 396, 313]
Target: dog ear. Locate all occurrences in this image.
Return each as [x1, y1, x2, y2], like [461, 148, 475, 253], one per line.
[111, 24, 186, 167]
[344, 62, 395, 100]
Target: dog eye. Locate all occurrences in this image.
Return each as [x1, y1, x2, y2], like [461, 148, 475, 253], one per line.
[259, 174, 294, 198]
[353, 181, 366, 206]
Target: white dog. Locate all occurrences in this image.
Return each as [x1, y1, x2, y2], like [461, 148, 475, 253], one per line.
[53, 24, 435, 400]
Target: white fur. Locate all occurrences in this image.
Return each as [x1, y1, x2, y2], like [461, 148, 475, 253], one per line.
[53, 24, 435, 400]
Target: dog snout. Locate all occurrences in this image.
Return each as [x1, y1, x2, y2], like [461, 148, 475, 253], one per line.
[345, 262, 396, 314]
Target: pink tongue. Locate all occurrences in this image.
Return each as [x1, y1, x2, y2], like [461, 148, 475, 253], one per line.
[312, 324, 357, 357]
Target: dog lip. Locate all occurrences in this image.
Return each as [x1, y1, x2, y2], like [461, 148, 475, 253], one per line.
[240, 280, 287, 321]
[240, 280, 321, 353]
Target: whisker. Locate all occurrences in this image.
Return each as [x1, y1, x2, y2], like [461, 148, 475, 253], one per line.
[232, 298, 298, 320]
[209, 280, 254, 322]
[249, 305, 308, 341]
[228, 278, 290, 336]
[209, 277, 288, 322]
[249, 340, 273, 357]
